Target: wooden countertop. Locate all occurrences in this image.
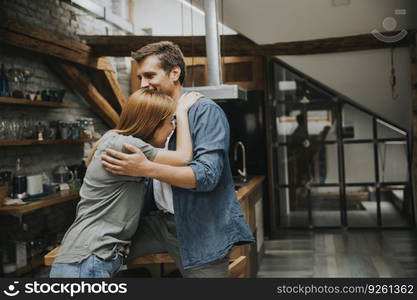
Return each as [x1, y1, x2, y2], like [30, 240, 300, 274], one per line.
[0, 177, 264, 217]
[236, 176, 265, 202]
[0, 190, 79, 217]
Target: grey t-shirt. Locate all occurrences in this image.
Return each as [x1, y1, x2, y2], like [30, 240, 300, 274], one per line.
[54, 131, 158, 264]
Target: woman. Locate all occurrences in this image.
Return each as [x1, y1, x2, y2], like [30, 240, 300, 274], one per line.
[50, 88, 202, 278]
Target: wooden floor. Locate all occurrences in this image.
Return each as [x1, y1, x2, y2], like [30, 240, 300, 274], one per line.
[257, 230, 417, 278]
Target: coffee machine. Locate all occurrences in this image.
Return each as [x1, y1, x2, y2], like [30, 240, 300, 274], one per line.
[12, 175, 27, 199]
[12, 158, 28, 199]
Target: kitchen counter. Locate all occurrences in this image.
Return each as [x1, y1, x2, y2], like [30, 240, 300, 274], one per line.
[235, 176, 265, 233]
[233, 175, 265, 277]
[44, 178, 266, 278]
[236, 176, 265, 202]
[0, 190, 79, 217]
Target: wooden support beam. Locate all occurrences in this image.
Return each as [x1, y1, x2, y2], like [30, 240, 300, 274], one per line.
[0, 18, 113, 71]
[128, 0, 134, 24]
[47, 60, 119, 127]
[90, 71, 122, 114]
[81, 31, 412, 57]
[91, 59, 127, 114]
[103, 69, 127, 108]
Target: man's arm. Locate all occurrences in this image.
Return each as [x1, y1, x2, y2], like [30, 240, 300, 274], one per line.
[101, 144, 196, 189]
[101, 101, 229, 192]
[147, 164, 196, 189]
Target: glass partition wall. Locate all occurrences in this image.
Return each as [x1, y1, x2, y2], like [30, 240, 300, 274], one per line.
[266, 57, 415, 230]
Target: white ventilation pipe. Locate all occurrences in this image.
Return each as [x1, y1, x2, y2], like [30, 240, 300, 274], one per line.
[203, 0, 222, 86]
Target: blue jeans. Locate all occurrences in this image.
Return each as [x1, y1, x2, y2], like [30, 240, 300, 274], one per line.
[50, 252, 123, 278]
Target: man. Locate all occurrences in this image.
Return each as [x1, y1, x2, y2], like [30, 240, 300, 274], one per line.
[101, 41, 254, 278]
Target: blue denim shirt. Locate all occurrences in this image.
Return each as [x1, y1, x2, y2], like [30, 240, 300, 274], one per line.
[164, 97, 254, 269]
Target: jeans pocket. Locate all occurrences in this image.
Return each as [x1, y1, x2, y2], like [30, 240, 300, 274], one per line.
[50, 263, 81, 278]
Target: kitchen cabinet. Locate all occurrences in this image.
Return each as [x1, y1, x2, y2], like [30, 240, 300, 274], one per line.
[235, 175, 265, 277]
[255, 197, 265, 264]
[0, 192, 79, 277]
[184, 56, 265, 91]
[131, 56, 265, 93]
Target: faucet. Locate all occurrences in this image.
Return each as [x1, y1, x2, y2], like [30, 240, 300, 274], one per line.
[234, 141, 247, 183]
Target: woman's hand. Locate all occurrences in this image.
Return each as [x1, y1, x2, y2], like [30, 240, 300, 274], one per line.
[177, 92, 204, 113]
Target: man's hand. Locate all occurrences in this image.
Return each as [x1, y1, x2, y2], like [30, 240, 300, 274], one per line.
[101, 143, 150, 177]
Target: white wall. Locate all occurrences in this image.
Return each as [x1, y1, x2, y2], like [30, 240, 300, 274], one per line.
[133, 0, 235, 35]
[279, 48, 412, 129]
[221, 0, 417, 44]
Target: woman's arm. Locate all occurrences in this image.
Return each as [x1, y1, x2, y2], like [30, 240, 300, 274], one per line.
[153, 92, 203, 166]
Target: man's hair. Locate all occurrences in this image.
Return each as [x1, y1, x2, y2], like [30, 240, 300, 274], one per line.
[131, 41, 186, 85]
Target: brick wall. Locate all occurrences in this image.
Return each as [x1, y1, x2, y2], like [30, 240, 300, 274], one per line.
[0, 0, 132, 177]
[0, 0, 133, 262]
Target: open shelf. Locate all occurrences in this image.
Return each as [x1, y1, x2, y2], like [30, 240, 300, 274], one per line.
[0, 190, 80, 217]
[0, 138, 97, 146]
[0, 97, 70, 108]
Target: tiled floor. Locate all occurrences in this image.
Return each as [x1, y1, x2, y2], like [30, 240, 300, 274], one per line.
[257, 230, 417, 278]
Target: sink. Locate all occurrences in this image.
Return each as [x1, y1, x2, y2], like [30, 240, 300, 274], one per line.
[233, 181, 246, 190]
[233, 176, 253, 190]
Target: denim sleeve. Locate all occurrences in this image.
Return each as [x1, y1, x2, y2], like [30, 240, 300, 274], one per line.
[187, 103, 229, 192]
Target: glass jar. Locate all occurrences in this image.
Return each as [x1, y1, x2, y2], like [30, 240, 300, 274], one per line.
[70, 122, 80, 139]
[86, 118, 95, 139]
[58, 121, 69, 140]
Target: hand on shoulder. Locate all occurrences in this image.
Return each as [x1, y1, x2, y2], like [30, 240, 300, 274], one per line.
[177, 92, 204, 113]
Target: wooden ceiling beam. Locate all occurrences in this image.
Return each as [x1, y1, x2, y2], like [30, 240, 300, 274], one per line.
[0, 18, 113, 71]
[80, 34, 253, 57]
[81, 31, 412, 57]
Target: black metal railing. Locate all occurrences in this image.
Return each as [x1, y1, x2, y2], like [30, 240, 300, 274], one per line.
[266, 56, 415, 230]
